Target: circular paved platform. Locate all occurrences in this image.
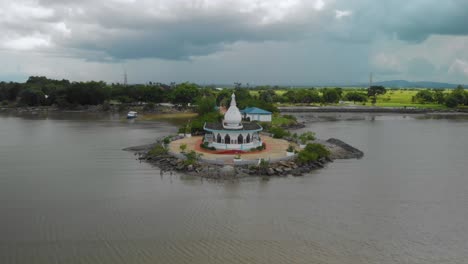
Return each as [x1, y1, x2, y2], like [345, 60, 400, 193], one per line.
[169, 135, 294, 161]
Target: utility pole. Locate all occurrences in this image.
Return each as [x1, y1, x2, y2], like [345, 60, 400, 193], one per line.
[369, 72, 373, 88]
[124, 70, 128, 86]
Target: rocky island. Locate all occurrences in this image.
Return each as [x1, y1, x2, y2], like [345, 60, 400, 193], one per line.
[125, 93, 363, 179]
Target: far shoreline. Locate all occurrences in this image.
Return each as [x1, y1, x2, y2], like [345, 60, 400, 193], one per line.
[2, 104, 468, 116]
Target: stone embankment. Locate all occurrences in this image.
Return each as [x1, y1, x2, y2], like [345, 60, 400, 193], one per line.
[125, 136, 364, 179]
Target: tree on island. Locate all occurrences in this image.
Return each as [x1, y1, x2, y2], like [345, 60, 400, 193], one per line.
[367, 86, 386, 105]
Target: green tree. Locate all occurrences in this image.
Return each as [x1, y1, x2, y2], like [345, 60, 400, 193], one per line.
[259, 90, 276, 103]
[195, 96, 217, 115]
[322, 88, 340, 104]
[297, 89, 321, 104]
[180, 143, 187, 153]
[433, 90, 445, 104]
[170, 82, 200, 106]
[445, 85, 467, 107]
[18, 89, 46, 106]
[216, 90, 232, 107]
[414, 90, 434, 104]
[367, 86, 386, 105]
[345, 92, 368, 103]
[66, 81, 109, 105]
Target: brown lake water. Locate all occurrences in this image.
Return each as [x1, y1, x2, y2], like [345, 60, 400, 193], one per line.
[1, 112, 468, 264]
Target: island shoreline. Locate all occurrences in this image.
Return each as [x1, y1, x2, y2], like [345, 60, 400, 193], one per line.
[124, 136, 364, 179]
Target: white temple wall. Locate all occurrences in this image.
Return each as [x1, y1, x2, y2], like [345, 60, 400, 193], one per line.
[246, 114, 272, 122]
[205, 131, 262, 150]
[210, 140, 262, 150]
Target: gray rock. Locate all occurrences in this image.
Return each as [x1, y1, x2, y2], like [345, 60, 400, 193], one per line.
[267, 168, 275, 176]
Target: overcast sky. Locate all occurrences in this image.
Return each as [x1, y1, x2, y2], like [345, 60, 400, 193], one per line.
[1, 0, 467, 85]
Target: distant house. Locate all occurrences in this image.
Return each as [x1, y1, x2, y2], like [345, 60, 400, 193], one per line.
[240, 107, 272, 122]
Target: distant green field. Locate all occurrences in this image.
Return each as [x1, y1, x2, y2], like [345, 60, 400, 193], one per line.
[365, 89, 450, 109]
[249, 88, 453, 109]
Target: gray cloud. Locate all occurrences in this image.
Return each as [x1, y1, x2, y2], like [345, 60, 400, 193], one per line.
[326, 0, 468, 43]
[0, 0, 468, 84]
[407, 57, 436, 77]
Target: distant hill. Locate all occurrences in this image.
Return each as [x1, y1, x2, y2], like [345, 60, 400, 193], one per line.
[370, 80, 464, 89]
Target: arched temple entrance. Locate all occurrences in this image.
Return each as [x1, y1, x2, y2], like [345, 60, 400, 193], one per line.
[238, 134, 244, 144]
[225, 134, 231, 144]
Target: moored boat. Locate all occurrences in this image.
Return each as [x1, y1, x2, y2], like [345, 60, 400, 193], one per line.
[127, 111, 138, 119]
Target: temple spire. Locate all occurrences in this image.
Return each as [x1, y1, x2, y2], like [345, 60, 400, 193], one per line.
[230, 93, 236, 107]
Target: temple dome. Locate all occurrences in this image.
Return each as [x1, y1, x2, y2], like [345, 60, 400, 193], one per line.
[223, 93, 243, 129]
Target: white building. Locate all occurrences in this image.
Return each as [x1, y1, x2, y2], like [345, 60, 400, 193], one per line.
[203, 93, 263, 150]
[241, 107, 272, 122]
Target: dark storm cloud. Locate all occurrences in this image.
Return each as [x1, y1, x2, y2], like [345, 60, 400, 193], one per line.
[1, 0, 468, 84]
[2, 0, 468, 60]
[334, 0, 468, 43]
[65, 12, 312, 61]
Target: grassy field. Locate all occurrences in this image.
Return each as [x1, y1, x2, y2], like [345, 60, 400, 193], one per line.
[249, 88, 453, 109]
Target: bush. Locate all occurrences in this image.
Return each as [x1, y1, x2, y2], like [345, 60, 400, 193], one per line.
[184, 150, 202, 165]
[185, 124, 192, 134]
[282, 114, 297, 121]
[252, 143, 266, 151]
[163, 136, 172, 145]
[304, 143, 330, 158]
[298, 150, 319, 163]
[259, 122, 271, 130]
[297, 143, 329, 164]
[299, 132, 315, 144]
[258, 159, 270, 173]
[148, 144, 168, 156]
[287, 145, 295, 152]
[269, 126, 289, 139]
[188, 111, 223, 133]
[200, 142, 216, 151]
[1, 100, 9, 106]
[180, 143, 187, 153]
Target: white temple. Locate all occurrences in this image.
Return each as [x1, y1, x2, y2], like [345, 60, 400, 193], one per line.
[203, 93, 263, 150]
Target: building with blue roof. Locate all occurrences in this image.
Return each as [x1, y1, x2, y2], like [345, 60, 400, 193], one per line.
[240, 107, 272, 122]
